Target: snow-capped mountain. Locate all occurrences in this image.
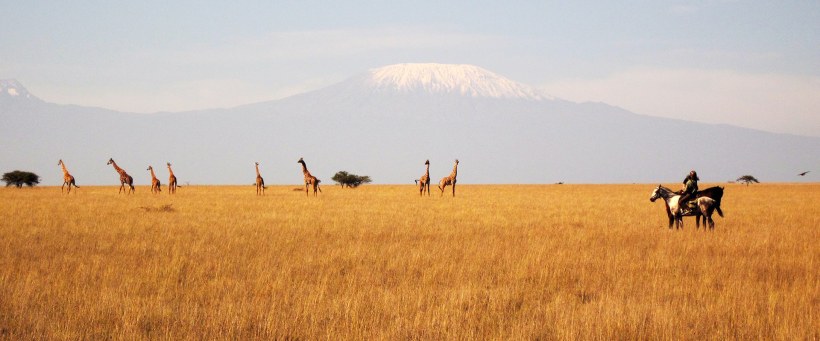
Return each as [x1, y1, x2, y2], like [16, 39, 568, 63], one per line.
[0, 79, 38, 100]
[1, 64, 818, 186]
[359, 63, 552, 100]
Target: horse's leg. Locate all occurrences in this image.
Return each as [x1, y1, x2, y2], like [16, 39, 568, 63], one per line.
[708, 209, 715, 230]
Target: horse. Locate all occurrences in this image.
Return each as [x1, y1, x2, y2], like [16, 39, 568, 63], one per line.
[649, 185, 723, 230]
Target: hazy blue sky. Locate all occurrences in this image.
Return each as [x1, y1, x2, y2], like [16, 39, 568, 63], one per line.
[2, 1, 818, 136]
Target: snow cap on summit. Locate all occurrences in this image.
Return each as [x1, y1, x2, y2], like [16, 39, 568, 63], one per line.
[0, 79, 37, 100]
[363, 63, 552, 100]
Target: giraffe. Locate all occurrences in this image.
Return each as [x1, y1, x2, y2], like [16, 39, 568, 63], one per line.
[255, 162, 266, 195]
[147, 166, 162, 194]
[418, 159, 431, 196]
[57, 159, 79, 194]
[107, 158, 134, 194]
[297, 157, 322, 197]
[167, 162, 178, 194]
[438, 159, 459, 197]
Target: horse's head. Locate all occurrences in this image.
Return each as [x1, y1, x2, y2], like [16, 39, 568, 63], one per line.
[650, 184, 662, 202]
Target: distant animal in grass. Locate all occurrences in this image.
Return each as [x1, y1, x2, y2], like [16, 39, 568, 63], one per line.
[58, 159, 79, 194]
[438, 159, 459, 197]
[147, 166, 162, 194]
[107, 158, 134, 194]
[297, 158, 322, 197]
[417, 159, 431, 196]
[254, 162, 267, 195]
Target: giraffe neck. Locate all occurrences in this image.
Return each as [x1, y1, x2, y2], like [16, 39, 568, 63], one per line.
[300, 162, 311, 177]
[449, 163, 458, 179]
[111, 161, 125, 175]
[60, 162, 69, 176]
[149, 168, 157, 179]
[167, 166, 175, 177]
[255, 164, 261, 177]
[425, 163, 430, 176]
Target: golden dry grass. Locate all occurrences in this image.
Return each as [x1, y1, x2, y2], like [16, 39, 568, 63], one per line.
[0, 183, 817, 340]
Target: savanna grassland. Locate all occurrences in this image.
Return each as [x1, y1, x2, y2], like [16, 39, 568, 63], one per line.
[0, 184, 817, 340]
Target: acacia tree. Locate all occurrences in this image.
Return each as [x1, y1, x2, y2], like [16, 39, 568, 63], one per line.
[736, 175, 760, 186]
[2, 170, 41, 188]
[332, 171, 372, 188]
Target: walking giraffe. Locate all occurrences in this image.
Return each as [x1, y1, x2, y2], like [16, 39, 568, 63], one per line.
[58, 159, 79, 194]
[418, 159, 431, 196]
[166, 162, 178, 194]
[297, 157, 322, 197]
[107, 158, 134, 194]
[147, 166, 162, 194]
[438, 159, 459, 197]
[255, 162, 266, 195]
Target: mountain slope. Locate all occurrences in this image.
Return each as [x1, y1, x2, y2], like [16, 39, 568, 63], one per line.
[1, 67, 818, 186]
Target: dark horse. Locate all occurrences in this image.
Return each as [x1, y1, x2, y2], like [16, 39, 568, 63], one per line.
[650, 185, 725, 229]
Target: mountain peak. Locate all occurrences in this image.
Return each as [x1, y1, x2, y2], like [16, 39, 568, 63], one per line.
[0, 79, 39, 100]
[361, 63, 552, 100]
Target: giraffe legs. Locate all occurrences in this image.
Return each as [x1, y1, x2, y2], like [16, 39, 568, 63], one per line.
[305, 181, 320, 197]
[438, 179, 456, 197]
[125, 178, 135, 194]
[419, 181, 431, 196]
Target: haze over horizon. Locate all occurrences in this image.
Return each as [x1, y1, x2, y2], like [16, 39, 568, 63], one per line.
[1, 1, 818, 137]
[2, 62, 818, 186]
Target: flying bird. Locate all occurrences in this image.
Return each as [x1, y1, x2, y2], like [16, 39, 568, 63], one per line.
[798, 171, 810, 176]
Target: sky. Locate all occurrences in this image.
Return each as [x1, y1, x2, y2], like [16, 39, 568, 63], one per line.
[2, 0, 819, 136]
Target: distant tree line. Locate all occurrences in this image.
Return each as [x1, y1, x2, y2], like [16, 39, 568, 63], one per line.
[332, 171, 372, 188]
[736, 175, 759, 186]
[2, 171, 40, 188]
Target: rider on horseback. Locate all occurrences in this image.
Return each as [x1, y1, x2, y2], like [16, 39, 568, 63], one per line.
[678, 170, 699, 212]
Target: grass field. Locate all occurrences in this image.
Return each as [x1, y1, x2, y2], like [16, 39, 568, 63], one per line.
[0, 184, 817, 339]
